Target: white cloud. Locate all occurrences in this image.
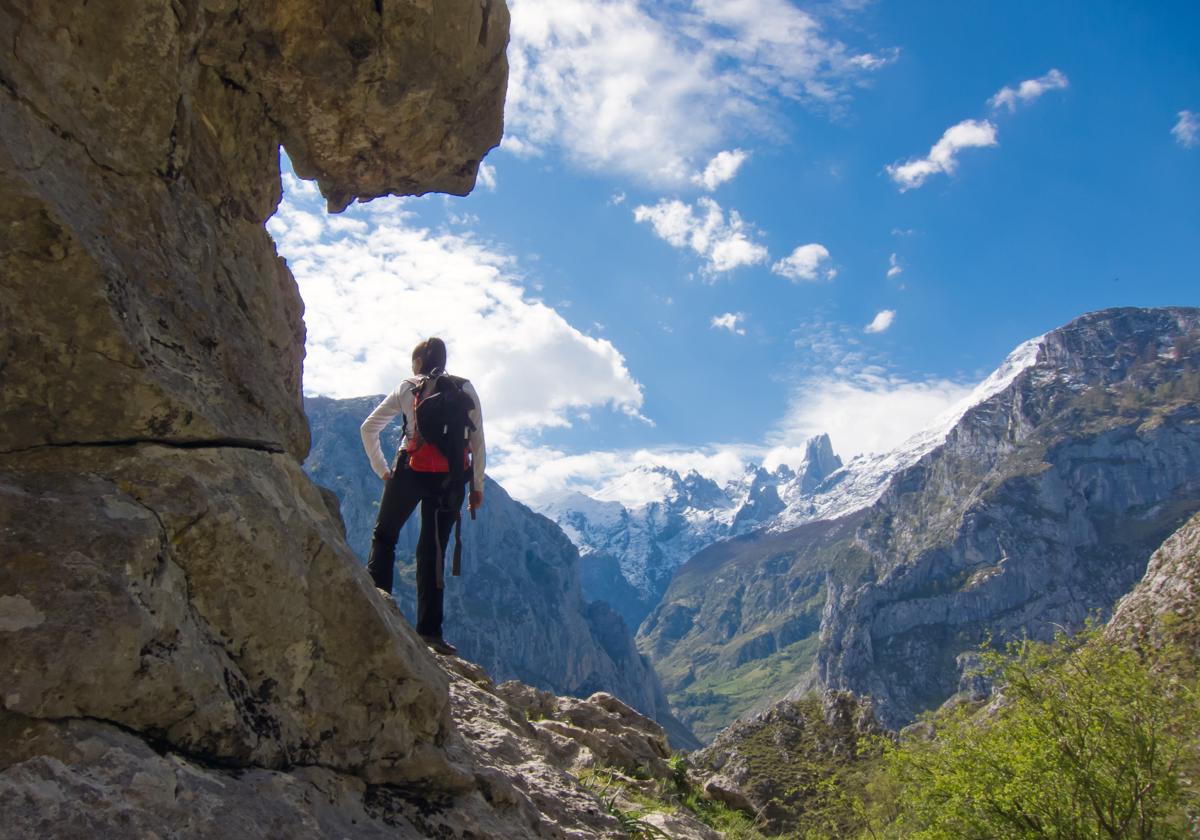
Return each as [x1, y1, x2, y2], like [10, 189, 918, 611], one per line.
[772, 243, 836, 282]
[498, 370, 978, 501]
[476, 162, 498, 191]
[886, 252, 902, 279]
[988, 68, 1069, 112]
[769, 374, 974, 459]
[1173, 110, 1199, 148]
[887, 119, 998, 191]
[608, 191, 627, 206]
[711, 312, 747, 335]
[492, 441, 759, 503]
[864, 309, 895, 333]
[633, 197, 769, 274]
[269, 174, 645, 450]
[504, 0, 893, 185]
[693, 149, 749, 191]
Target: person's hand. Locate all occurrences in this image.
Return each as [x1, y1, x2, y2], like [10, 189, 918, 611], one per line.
[383, 470, 393, 481]
[469, 489, 483, 512]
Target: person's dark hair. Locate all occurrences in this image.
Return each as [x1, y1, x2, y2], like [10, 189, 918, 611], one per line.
[412, 337, 447, 375]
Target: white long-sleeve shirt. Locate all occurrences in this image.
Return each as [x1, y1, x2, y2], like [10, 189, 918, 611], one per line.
[360, 376, 485, 487]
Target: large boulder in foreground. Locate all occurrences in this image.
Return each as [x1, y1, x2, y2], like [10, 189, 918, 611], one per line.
[0, 0, 514, 831]
[2, 652, 715, 839]
[1, 0, 507, 457]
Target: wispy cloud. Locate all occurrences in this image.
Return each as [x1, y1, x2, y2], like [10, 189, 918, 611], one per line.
[476, 162, 498, 191]
[1173, 110, 1199, 148]
[772, 243, 836, 282]
[887, 119, 998, 191]
[269, 173, 646, 449]
[864, 309, 895, 333]
[886, 252, 902, 279]
[633, 197, 769, 274]
[505, 0, 893, 185]
[988, 68, 1069, 112]
[711, 312, 747, 335]
[692, 149, 750, 191]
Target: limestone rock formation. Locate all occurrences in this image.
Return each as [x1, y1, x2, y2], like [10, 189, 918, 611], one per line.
[1, 0, 508, 459]
[0, 0, 730, 836]
[1108, 510, 1200, 654]
[2, 651, 715, 839]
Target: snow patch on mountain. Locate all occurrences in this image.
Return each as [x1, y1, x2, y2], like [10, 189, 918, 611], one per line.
[531, 337, 1047, 624]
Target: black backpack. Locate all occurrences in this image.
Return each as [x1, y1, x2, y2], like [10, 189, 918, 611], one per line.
[413, 371, 477, 581]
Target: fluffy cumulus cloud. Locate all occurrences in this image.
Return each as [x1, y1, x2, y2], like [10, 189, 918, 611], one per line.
[988, 68, 1069, 112]
[268, 175, 645, 451]
[711, 312, 747, 335]
[693, 149, 749, 191]
[864, 309, 895, 333]
[1173, 111, 1199, 148]
[772, 243, 836, 282]
[505, 0, 893, 184]
[887, 119, 998, 191]
[633, 197, 769, 274]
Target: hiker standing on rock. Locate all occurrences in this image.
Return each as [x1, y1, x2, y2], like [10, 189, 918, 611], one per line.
[360, 337, 485, 656]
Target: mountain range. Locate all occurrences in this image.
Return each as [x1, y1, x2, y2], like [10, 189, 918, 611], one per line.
[634, 307, 1200, 738]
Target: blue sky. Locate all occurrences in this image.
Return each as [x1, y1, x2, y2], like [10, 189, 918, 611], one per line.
[272, 0, 1199, 502]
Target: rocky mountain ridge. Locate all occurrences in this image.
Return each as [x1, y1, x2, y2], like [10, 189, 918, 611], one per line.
[639, 307, 1200, 739]
[535, 337, 1046, 636]
[534, 434, 844, 630]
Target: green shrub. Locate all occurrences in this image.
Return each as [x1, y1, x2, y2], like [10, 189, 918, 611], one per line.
[874, 630, 1200, 839]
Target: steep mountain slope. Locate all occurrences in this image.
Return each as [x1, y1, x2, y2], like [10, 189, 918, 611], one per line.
[640, 307, 1200, 738]
[304, 396, 699, 749]
[1108, 509, 1200, 654]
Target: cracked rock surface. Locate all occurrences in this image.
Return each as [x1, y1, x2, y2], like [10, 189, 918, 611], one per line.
[0, 0, 701, 836]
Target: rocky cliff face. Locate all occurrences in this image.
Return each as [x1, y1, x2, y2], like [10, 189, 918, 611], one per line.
[1108, 509, 1200, 655]
[642, 308, 1200, 737]
[0, 1, 681, 836]
[303, 395, 698, 750]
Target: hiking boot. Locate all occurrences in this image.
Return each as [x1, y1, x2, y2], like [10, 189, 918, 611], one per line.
[420, 634, 458, 656]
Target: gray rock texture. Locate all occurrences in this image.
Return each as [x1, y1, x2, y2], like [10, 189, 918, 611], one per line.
[1108, 510, 1200, 654]
[1, 0, 508, 458]
[643, 307, 1200, 735]
[1, 653, 714, 839]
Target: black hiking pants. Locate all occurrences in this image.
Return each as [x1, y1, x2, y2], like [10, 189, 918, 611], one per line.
[367, 462, 463, 638]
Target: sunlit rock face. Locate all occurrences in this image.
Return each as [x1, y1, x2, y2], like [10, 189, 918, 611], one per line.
[0, 0, 524, 834]
[1, 0, 507, 456]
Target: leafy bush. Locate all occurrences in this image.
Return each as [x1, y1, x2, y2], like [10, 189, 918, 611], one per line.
[873, 630, 1200, 839]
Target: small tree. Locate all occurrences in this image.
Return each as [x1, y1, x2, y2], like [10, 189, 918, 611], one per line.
[879, 630, 1200, 839]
